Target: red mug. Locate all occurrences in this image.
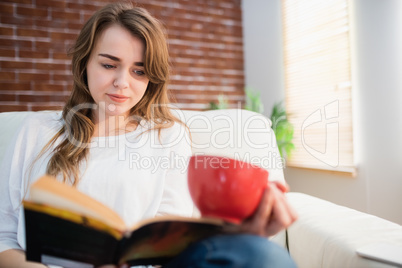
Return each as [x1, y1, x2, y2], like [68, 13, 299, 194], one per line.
[187, 155, 269, 224]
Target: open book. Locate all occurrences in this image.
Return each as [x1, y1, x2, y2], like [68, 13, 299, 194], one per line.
[23, 176, 229, 267]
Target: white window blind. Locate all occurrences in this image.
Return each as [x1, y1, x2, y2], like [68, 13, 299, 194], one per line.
[282, 0, 355, 173]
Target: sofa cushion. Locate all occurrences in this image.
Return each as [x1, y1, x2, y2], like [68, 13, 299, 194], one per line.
[287, 192, 402, 268]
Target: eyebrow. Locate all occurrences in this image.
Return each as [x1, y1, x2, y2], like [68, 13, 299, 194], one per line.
[98, 53, 144, 66]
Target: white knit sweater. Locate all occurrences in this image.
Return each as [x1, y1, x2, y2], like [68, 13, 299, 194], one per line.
[0, 111, 193, 252]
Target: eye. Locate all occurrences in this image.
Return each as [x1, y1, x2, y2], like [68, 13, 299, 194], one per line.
[102, 64, 115, 69]
[134, 70, 145, 76]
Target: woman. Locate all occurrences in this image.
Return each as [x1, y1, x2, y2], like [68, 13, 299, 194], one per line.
[0, 2, 297, 267]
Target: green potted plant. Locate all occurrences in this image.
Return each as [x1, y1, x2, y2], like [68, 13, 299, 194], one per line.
[208, 94, 229, 110]
[269, 101, 295, 159]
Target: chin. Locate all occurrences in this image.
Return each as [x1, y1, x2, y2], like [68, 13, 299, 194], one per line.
[102, 107, 129, 118]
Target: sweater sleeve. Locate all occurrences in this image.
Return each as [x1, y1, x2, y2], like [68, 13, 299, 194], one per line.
[0, 112, 60, 253]
[0, 118, 33, 252]
[156, 123, 194, 218]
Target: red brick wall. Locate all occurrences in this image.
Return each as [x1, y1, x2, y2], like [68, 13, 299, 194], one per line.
[0, 0, 244, 112]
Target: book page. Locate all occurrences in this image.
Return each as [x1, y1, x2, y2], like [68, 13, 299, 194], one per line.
[28, 176, 126, 231]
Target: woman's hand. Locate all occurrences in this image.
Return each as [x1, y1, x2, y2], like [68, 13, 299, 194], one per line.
[239, 181, 298, 237]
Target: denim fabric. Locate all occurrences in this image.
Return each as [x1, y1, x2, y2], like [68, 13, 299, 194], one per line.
[165, 234, 297, 268]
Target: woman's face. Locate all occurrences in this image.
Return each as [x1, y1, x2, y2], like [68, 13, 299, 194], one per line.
[86, 24, 149, 123]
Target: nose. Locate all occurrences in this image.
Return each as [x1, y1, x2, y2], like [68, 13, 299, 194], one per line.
[113, 70, 129, 89]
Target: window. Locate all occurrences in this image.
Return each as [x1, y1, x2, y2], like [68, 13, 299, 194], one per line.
[282, 0, 355, 174]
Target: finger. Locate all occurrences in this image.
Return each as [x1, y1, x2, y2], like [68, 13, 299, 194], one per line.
[263, 190, 291, 236]
[242, 186, 274, 235]
[267, 185, 297, 230]
[270, 181, 289, 193]
[272, 183, 298, 222]
[271, 186, 294, 223]
[256, 185, 275, 223]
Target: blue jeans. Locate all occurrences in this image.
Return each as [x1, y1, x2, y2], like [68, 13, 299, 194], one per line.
[165, 234, 297, 268]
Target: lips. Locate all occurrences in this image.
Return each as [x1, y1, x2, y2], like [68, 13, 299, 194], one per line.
[106, 93, 129, 103]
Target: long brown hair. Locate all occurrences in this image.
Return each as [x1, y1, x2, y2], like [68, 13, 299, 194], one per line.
[43, 2, 180, 185]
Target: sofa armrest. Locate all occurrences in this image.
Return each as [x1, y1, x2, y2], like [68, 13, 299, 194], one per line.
[286, 192, 402, 268]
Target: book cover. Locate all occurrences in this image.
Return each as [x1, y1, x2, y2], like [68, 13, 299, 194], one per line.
[24, 176, 229, 267]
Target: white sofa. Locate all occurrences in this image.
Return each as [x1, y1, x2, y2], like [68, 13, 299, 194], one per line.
[1, 109, 402, 268]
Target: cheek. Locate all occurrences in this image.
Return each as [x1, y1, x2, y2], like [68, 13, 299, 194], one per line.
[87, 68, 110, 94]
[133, 80, 149, 96]
[140, 81, 149, 93]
